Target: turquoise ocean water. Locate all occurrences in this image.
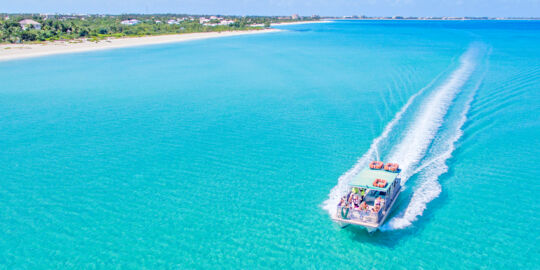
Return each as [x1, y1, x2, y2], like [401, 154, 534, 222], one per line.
[0, 21, 539, 268]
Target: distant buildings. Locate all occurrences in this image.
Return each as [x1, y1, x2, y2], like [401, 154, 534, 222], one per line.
[19, 19, 41, 30]
[120, 19, 140, 26]
[166, 17, 189, 24]
[328, 15, 500, 20]
[198, 16, 235, 26]
[277, 14, 302, 20]
[219, 20, 234, 26]
[39, 13, 52, 20]
[164, 16, 234, 26]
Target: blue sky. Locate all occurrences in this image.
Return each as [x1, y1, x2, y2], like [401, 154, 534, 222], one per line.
[3, 0, 539, 17]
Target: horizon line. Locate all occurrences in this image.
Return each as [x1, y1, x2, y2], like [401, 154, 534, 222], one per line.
[2, 13, 540, 20]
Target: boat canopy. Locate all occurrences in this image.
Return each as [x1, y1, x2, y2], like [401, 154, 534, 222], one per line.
[349, 168, 399, 191]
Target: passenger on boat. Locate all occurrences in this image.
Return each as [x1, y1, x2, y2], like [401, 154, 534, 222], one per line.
[360, 201, 368, 211]
[352, 194, 360, 209]
[347, 193, 353, 205]
[375, 196, 383, 206]
[360, 188, 366, 200]
[339, 197, 346, 207]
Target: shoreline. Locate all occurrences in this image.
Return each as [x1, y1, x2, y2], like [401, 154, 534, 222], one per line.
[0, 29, 282, 62]
[0, 20, 332, 62]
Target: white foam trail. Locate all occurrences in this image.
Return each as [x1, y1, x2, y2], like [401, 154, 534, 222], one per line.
[322, 63, 447, 214]
[382, 47, 487, 230]
[386, 46, 478, 181]
[384, 73, 484, 230]
[324, 44, 484, 226]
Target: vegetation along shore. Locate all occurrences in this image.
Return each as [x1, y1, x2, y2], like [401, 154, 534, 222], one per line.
[0, 13, 320, 44]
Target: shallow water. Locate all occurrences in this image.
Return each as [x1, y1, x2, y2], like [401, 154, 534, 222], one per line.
[0, 20, 539, 268]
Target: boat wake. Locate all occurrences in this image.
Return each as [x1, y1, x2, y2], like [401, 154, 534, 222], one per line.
[382, 65, 486, 230]
[321, 64, 443, 214]
[323, 44, 486, 230]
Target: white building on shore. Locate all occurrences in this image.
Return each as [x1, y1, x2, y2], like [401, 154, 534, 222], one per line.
[19, 19, 41, 30]
[120, 19, 140, 26]
[219, 20, 235, 26]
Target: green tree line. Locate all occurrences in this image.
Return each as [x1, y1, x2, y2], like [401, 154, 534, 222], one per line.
[0, 14, 318, 43]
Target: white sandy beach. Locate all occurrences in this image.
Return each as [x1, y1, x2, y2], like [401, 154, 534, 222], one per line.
[0, 29, 281, 62]
[0, 20, 334, 62]
[0, 20, 333, 62]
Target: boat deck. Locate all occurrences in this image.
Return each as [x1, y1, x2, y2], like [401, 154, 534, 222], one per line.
[332, 184, 401, 230]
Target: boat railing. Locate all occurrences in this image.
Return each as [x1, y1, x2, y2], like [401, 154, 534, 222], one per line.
[377, 207, 385, 221]
[336, 179, 402, 225]
[338, 207, 381, 224]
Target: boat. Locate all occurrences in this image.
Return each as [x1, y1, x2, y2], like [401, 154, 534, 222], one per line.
[332, 161, 402, 232]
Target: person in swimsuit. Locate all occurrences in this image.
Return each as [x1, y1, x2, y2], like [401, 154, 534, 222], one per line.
[352, 194, 360, 209]
[347, 193, 354, 206]
[360, 201, 367, 211]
